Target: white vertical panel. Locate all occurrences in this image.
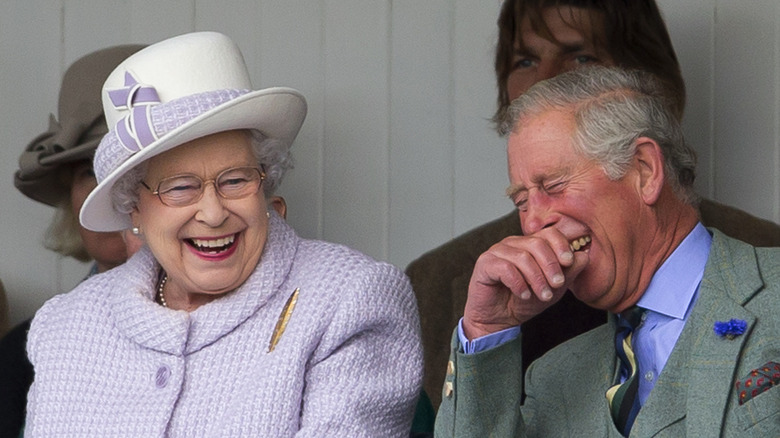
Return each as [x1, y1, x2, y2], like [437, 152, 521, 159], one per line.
[388, 0, 453, 268]
[322, 0, 390, 260]
[128, 0, 195, 42]
[451, 0, 508, 235]
[714, 0, 778, 222]
[62, 0, 134, 58]
[196, 0, 261, 74]
[0, 0, 64, 325]
[255, 1, 325, 241]
[658, 0, 716, 198]
[62, 0, 192, 54]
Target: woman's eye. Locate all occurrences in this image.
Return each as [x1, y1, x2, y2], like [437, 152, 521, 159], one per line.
[168, 185, 197, 193]
[221, 177, 249, 187]
[160, 180, 199, 193]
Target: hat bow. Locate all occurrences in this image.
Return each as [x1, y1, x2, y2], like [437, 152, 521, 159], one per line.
[107, 71, 161, 153]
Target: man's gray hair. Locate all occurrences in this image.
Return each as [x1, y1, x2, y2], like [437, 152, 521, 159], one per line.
[111, 129, 292, 215]
[502, 66, 698, 205]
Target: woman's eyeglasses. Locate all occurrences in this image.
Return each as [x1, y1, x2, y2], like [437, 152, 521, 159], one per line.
[141, 166, 265, 207]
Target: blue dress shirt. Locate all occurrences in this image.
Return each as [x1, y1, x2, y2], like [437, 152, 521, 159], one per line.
[630, 223, 711, 403]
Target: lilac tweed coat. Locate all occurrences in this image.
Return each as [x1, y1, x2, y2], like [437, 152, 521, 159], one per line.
[26, 213, 423, 437]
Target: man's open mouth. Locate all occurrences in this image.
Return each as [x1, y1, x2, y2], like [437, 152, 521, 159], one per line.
[569, 235, 591, 252]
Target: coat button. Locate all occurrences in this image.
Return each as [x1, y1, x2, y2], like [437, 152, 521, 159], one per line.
[155, 365, 171, 388]
[444, 381, 453, 398]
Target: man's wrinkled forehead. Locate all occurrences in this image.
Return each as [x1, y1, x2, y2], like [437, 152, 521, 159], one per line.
[506, 109, 579, 182]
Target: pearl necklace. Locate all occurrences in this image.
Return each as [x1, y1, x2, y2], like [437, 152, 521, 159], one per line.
[157, 273, 168, 308]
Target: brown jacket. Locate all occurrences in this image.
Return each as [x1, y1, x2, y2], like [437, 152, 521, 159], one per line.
[407, 198, 780, 410]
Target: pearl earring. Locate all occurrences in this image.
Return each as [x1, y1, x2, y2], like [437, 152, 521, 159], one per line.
[266, 211, 271, 218]
[131, 227, 141, 235]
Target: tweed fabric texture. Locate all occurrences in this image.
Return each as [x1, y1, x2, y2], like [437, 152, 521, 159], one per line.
[94, 89, 249, 183]
[26, 214, 423, 437]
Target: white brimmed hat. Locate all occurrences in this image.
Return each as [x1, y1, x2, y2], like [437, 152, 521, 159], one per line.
[80, 31, 307, 232]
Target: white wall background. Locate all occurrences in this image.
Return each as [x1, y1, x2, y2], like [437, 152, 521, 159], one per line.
[1, 0, 778, 326]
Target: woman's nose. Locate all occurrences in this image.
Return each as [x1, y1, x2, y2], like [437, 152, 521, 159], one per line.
[194, 184, 229, 226]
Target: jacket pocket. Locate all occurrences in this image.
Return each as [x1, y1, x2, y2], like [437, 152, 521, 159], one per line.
[735, 385, 780, 436]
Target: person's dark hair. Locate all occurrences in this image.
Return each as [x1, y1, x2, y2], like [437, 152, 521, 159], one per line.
[493, 0, 685, 127]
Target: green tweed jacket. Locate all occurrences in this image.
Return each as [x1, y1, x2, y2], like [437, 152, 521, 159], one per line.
[435, 229, 780, 437]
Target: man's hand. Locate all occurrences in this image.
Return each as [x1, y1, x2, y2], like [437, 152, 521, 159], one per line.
[462, 228, 589, 340]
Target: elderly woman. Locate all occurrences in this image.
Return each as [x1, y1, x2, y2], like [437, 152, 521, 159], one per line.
[25, 32, 422, 437]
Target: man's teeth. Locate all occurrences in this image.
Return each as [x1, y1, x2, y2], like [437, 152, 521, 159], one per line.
[570, 236, 591, 252]
[191, 235, 235, 249]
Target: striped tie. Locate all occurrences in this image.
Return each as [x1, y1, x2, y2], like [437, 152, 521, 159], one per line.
[606, 306, 646, 436]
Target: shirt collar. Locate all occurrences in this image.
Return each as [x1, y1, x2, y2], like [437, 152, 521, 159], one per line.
[636, 222, 712, 320]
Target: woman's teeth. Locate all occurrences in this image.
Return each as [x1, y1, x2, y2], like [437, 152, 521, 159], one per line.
[190, 235, 235, 253]
[570, 236, 591, 252]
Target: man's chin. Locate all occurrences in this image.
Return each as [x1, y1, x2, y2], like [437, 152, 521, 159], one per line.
[568, 286, 607, 310]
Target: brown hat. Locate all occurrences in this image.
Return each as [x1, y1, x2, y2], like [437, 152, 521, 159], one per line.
[14, 44, 145, 206]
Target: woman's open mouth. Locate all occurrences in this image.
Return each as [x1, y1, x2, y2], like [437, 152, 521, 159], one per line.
[187, 234, 237, 255]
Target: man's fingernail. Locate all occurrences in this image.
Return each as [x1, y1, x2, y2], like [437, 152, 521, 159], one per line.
[521, 290, 531, 300]
[552, 274, 564, 285]
[541, 288, 552, 301]
[560, 251, 573, 262]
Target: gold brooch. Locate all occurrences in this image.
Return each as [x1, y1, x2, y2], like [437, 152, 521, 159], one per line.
[268, 288, 300, 352]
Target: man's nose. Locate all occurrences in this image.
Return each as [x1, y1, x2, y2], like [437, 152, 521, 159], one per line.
[520, 191, 558, 235]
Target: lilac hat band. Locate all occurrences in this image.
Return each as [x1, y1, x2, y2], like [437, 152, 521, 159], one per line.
[94, 81, 251, 184]
[107, 71, 161, 153]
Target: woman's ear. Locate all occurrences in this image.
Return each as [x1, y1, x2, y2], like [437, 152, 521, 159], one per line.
[269, 196, 287, 219]
[122, 229, 145, 256]
[633, 137, 665, 206]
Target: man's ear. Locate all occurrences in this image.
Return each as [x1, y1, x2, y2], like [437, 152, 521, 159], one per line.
[269, 196, 287, 219]
[633, 137, 665, 206]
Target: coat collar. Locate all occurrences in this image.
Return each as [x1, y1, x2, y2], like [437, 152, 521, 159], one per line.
[110, 213, 298, 355]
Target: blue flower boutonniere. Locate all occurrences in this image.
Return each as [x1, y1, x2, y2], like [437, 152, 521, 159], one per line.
[714, 319, 747, 339]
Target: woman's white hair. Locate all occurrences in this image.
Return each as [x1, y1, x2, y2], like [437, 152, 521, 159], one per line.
[502, 66, 698, 205]
[44, 196, 90, 262]
[110, 129, 292, 215]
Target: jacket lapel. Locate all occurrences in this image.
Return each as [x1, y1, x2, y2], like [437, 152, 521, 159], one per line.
[630, 230, 762, 437]
[683, 292, 754, 437]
